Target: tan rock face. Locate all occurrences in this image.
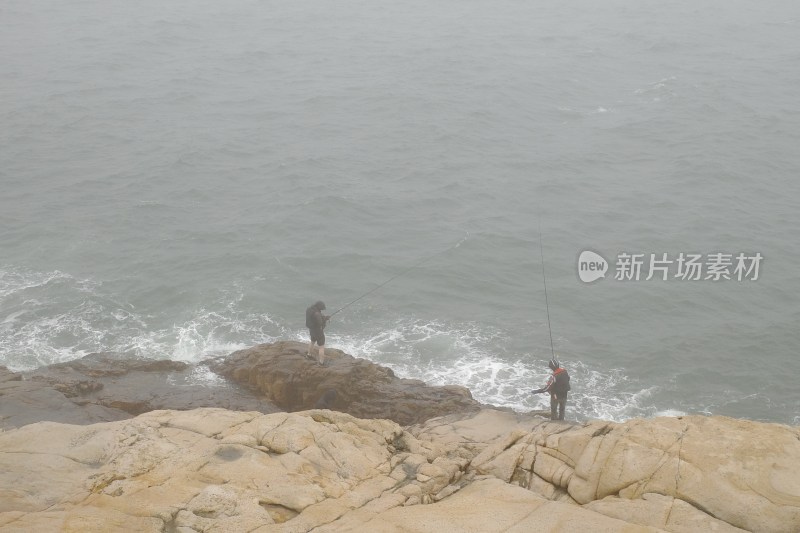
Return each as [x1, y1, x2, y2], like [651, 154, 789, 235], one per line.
[0, 408, 798, 532]
[443, 415, 800, 533]
[0, 408, 473, 532]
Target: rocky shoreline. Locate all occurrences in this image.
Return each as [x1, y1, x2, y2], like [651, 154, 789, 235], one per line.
[1, 341, 518, 430]
[1, 342, 799, 532]
[0, 351, 281, 430]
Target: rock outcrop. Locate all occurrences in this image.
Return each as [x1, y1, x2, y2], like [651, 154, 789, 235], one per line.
[1, 407, 798, 532]
[1, 342, 527, 431]
[210, 341, 483, 425]
[0, 353, 280, 430]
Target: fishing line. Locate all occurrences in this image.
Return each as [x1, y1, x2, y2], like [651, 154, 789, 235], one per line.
[538, 216, 556, 359]
[329, 233, 469, 317]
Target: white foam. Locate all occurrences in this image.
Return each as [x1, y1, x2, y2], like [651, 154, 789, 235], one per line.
[654, 409, 688, 417]
[300, 317, 661, 423]
[0, 267, 284, 369]
[171, 317, 253, 362]
[1, 310, 26, 326]
[0, 268, 72, 300]
[186, 364, 227, 386]
[0, 267, 684, 422]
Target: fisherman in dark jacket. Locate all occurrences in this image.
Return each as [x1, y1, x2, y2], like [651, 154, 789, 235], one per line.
[306, 301, 330, 365]
[532, 358, 571, 420]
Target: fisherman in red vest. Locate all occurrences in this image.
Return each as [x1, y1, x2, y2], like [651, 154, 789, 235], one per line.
[532, 358, 571, 420]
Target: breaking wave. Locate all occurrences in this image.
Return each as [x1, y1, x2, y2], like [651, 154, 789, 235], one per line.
[1, 266, 674, 422]
[296, 317, 663, 423]
[0, 266, 284, 369]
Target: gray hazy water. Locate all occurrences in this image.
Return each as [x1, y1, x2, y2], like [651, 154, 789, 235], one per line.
[2, 0, 799, 423]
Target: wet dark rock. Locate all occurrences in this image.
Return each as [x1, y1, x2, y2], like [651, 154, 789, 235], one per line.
[2, 341, 501, 430]
[0, 354, 280, 430]
[210, 341, 484, 425]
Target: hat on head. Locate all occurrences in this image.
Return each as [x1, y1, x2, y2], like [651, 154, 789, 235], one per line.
[315, 301, 326, 310]
[548, 358, 560, 370]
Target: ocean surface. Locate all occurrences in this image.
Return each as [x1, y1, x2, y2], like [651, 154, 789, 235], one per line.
[2, 0, 799, 424]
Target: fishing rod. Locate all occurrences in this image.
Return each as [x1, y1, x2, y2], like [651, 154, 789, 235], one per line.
[538, 216, 557, 359]
[329, 233, 469, 318]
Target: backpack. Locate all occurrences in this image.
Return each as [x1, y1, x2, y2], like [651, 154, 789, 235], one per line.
[553, 369, 571, 395]
[305, 306, 316, 328]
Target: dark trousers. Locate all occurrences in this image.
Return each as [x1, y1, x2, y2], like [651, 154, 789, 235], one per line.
[550, 394, 567, 420]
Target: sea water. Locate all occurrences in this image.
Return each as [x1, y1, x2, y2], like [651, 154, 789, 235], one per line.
[2, 0, 799, 424]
